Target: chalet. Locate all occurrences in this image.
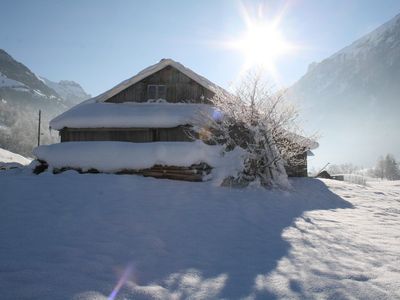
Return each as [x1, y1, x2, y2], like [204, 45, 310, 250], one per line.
[36, 59, 316, 180]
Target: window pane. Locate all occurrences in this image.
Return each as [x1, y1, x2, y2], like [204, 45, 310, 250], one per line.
[157, 85, 166, 99]
[148, 85, 156, 99]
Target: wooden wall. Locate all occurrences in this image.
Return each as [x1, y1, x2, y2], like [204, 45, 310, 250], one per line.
[106, 65, 215, 104]
[60, 127, 196, 143]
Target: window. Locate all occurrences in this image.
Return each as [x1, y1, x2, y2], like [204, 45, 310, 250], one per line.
[147, 85, 167, 100]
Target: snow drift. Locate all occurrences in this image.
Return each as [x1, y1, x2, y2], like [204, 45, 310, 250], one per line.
[33, 141, 223, 171]
[33, 141, 246, 183]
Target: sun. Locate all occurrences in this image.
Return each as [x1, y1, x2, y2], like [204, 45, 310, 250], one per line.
[236, 21, 294, 71]
[223, 2, 297, 80]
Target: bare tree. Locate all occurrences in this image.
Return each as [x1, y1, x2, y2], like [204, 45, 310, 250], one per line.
[194, 69, 316, 188]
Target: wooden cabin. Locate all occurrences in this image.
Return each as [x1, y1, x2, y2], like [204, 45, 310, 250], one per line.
[48, 59, 314, 180]
[54, 59, 216, 146]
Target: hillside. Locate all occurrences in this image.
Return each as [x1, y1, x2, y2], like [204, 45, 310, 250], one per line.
[0, 49, 90, 156]
[0, 49, 59, 99]
[289, 13, 400, 167]
[0, 169, 399, 299]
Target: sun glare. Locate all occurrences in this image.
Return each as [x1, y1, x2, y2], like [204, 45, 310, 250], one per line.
[236, 22, 293, 70]
[224, 2, 297, 81]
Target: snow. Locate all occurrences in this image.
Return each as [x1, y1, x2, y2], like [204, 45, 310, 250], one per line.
[88, 58, 227, 104]
[335, 13, 400, 58]
[49, 102, 216, 130]
[33, 141, 245, 184]
[0, 169, 399, 299]
[0, 73, 54, 98]
[262, 179, 400, 299]
[40, 77, 90, 103]
[0, 72, 27, 89]
[34, 141, 223, 171]
[0, 147, 31, 169]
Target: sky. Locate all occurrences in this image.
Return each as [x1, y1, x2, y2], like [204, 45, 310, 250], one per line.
[1, 0, 400, 97]
[1, 0, 400, 170]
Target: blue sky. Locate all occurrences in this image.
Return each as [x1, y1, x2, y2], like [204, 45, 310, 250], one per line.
[1, 0, 400, 96]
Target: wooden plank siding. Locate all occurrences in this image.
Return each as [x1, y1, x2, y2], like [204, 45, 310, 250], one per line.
[60, 127, 197, 143]
[105, 65, 215, 104]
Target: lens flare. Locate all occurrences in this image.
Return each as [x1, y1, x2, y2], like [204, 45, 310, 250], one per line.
[212, 109, 223, 121]
[108, 263, 134, 300]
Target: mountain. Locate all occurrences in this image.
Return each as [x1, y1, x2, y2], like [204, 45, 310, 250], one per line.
[0, 49, 60, 99]
[289, 13, 400, 168]
[40, 77, 90, 105]
[0, 49, 90, 156]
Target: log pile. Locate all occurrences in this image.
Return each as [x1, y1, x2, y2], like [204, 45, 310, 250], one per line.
[33, 160, 212, 182]
[118, 163, 212, 181]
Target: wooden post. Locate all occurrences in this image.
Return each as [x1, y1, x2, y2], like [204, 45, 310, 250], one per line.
[37, 109, 41, 147]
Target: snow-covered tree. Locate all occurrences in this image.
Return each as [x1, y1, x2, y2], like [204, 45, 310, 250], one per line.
[194, 69, 316, 188]
[374, 156, 386, 179]
[328, 163, 360, 175]
[374, 154, 400, 180]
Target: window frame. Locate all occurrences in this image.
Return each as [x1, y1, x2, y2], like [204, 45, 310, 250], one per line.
[147, 84, 167, 100]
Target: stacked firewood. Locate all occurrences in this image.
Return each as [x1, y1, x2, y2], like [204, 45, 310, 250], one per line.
[118, 163, 212, 181]
[34, 160, 212, 182]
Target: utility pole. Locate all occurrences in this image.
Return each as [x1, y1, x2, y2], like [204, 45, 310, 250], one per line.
[37, 109, 41, 147]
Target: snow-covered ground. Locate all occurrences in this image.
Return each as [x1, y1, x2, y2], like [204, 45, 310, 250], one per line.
[261, 179, 400, 299]
[0, 147, 31, 169]
[0, 170, 399, 299]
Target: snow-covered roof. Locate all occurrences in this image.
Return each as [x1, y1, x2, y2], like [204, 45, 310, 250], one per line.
[49, 59, 229, 129]
[90, 58, 226, 103]
[49, 102, 215, 130]
[285, 131, 319, 150]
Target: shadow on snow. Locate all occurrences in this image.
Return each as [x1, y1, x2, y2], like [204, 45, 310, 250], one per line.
[0, 172, 352, 299]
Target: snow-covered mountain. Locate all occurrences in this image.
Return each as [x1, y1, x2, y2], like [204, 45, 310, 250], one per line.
[0, 49, 90, 156]
[0, 49, 90, 106]
[289, 13, 400, 167]
[0, 49, 60, 100]
[40, 77, 90, 105]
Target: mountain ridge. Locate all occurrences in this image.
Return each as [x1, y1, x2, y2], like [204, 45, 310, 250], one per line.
[0, 49, 90, 156]
[0, 49, 59, 100]
[39, 76, 91, 106]
[289, 12, 400, 167]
